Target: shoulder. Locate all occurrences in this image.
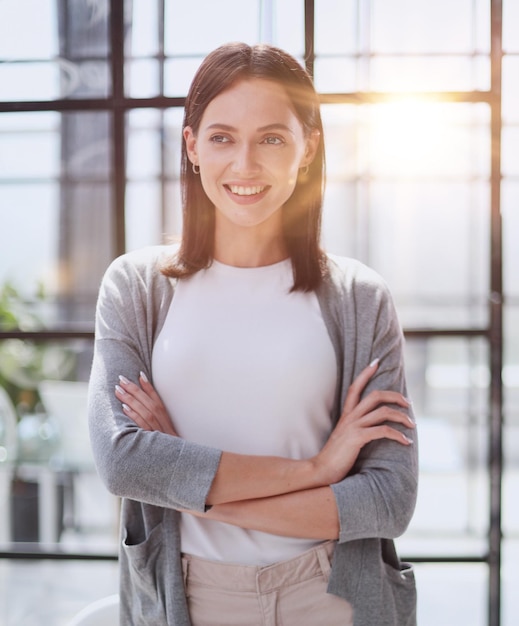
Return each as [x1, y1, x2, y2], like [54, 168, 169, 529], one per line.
[324, 253, 390, 296]
[106, 244, 179, 276]
[319, 253, 400, 334]
[101, 244, 179, 289]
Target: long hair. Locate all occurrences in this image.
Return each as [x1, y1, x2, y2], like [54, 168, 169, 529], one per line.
[161, 42, 327, 291]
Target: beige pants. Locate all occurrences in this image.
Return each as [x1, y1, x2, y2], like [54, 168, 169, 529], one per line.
[181, 541, 354, 626]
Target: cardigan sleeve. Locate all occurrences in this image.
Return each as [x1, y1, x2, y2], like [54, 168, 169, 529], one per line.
[87, 250, 222, 512]
[328, 262, 418, 543]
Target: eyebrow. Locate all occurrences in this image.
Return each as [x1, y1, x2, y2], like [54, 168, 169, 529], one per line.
[205, 123, 295, 135]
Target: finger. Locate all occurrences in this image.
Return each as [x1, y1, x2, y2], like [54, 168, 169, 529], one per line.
[358, 405, 415, 430]
[118, 375, 156, 413]
[115, 380, 160, 428]
[121, 401, 154, 430]
[139, 371, 163, 404]
[362, 424, 414, 447]
[342, 358, 379, 414]
[117, 374, 177, 435]
[342, 389, 411, 425]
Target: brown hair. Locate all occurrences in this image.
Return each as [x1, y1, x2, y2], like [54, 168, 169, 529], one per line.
[161, 42, 327, 291]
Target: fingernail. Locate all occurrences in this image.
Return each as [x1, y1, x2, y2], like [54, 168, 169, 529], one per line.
[119, 375, 130, 385]
[139, 371, 149, 383]
[407, 414, 416, 426]
[122, 403, 130, 413]
[115, 384, 125, 395]
[369, 358, 380, 368]
[403, 434, 414, 444]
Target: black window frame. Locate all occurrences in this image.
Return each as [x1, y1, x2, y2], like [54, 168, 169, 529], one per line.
[0, 2, 504, 624]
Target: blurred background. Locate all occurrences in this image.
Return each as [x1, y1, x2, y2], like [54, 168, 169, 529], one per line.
[0, 0, 517, 624]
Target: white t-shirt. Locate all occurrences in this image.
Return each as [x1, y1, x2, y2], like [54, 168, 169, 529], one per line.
[152, 258, 337, 565]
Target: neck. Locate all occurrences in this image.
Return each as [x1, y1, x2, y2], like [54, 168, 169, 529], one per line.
[213, 221, 288, 268]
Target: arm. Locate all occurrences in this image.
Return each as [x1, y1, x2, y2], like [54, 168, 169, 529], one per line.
[88, 251, 221, 513]
[191, 487, 340, 540]
[116, 360, 413, 537]
[327, 267, 419, 542]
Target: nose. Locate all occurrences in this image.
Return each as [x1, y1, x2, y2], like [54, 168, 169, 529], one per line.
[230, 142, 260, 176]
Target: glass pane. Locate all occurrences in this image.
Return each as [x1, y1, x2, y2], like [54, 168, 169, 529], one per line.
[504, 0, 519, 53]
[0, 112, 60, 179]
[365, 102, 490, 179]
[126, 59, 161, 98]
[315, 0, 491, 93]
[313, 57, 358, 93]
[0, 184, 59, 308]
[165, 181, 183, 241]
[503, 56, 519, 124]
[321, 102, 490, 329]
[371, 0, 488, 54]
[503, 305, 519, 421]
[315, 0, 358, 55]
[128, 0, 159, 57]
[163, 109, 184, 240]
[407, 563, 487, 626]
[0, 62, 60, 102]
[127, 110, 162, 180]
[0, 112, 113, 328]
[503, 181, 519, 298]
[274, 0, 305, 56]
[162, 0, 304, 97]
[164, 57, 205, 98]
[0, 0, 57, 59]
[369, 55, 490, 92]
[402, 337, 489, 547]
[126, 182, 163, 251]
[164, 0, 260, 56]
[370, 182, 489, 329]
[0, 0, 110, 101]
[502, 126, 519, 178]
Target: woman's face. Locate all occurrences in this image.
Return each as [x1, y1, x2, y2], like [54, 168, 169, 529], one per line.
[184, 78, 318, 239]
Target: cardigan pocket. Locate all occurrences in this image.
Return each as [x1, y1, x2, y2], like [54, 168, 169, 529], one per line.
[382, 560, 417, 626]
[122, 521, 167, 621]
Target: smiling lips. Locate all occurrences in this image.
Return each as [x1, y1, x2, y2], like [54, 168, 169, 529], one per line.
[227, 184, 268, 196]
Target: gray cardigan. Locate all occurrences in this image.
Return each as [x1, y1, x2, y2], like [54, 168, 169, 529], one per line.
[88, 245, 418, 626]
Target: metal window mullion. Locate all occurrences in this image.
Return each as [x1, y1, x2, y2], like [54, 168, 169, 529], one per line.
[110, 0, 126, 257]
[159, 0, 167, 237]
[488, 1, 504, 625]
[304, 0, 315, 78]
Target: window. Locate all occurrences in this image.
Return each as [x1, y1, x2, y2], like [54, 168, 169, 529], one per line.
[0, 2, 514, 624]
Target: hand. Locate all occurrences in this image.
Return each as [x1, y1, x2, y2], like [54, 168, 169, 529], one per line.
[115, 372, 178, 436]
[311, 359, 414, 486]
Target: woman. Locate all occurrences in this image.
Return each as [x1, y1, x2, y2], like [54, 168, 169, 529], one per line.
[88, 42, 418, 626]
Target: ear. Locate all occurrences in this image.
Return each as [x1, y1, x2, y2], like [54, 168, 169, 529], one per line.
[183, 126, 198, 166]
[301, 128, 321, 168]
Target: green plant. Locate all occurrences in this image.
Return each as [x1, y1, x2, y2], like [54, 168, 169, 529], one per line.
[0, 282, 75, 415]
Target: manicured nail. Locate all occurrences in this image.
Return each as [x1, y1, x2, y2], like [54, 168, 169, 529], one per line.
[119, 375, 130, 385]
[122, 403, 130, 413]
[139, 371, 149, 383]
[369, 358, 380, 368]
[403, 434, 414, 444]
[115, 384, 125, 395]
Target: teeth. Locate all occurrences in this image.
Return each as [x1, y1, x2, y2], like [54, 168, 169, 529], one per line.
[228, 185, 266, 196]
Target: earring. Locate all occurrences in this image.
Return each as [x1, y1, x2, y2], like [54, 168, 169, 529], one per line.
[300, 165, 309, 176]
[192, 163, 200, 174]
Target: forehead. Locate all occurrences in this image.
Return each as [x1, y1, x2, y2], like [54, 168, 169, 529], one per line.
[200, 78, 302, 128]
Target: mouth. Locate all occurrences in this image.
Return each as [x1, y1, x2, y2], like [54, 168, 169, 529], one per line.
[226, 184, 268, 196]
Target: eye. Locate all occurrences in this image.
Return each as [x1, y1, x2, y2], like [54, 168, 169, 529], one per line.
[209, 134, 231, 144]
[262, 135, 284, 145]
